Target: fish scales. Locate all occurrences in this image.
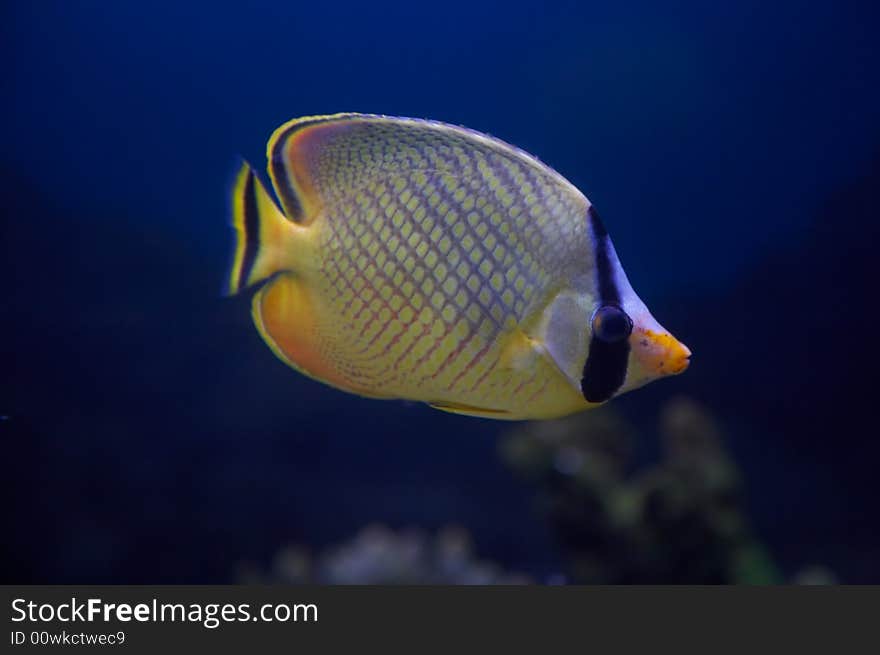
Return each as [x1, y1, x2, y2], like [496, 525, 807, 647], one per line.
[227, 114, 691, 419]
[303, 121, 589, 402]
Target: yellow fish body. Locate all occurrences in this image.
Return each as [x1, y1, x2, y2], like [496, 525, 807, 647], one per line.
[228, 113, 689, 420]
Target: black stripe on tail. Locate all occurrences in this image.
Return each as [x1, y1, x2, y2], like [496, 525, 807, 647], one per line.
[239, 170, 260, 292]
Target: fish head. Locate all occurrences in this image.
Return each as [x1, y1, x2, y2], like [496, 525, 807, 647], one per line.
[586, 267, 691, 399]
[540, 282, 690, 408]
[568, 227, 690, 404]
[558, 206, 690, 407]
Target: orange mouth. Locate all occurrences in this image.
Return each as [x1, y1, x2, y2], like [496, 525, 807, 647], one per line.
[633, 328, 691, 376]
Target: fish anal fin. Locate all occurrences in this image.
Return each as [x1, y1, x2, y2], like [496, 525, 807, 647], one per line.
[252, 274, 344, 388]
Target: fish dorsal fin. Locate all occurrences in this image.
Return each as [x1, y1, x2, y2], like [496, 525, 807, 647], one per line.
[266, 113, 586, 224]
[266, 115, 356, 222]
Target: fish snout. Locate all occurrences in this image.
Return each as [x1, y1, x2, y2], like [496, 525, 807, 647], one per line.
[631, 328, 691, 377]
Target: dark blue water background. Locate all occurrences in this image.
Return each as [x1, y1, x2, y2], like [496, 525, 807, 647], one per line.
[3, 1, 879, 582]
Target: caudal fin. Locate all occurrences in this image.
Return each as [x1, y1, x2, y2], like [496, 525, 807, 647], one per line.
[227, 161, 299, 295]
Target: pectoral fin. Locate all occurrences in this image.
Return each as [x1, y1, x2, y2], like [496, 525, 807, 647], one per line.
[498, 328, 543, 371]
[428, 401, 512, 419]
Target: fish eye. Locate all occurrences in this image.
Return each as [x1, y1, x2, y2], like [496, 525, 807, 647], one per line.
[591, 305, 633, 343]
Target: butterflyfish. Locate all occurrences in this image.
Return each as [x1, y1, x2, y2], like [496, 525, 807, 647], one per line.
[227, 113, 690, 420]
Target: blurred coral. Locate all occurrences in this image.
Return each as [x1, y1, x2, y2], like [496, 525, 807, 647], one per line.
[792, 566, 838, 585]
[500, 396, 781, 584]
[238, 396, 835, 585]
[236, 524, 531, 585]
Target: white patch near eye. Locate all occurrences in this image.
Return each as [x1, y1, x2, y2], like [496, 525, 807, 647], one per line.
[540, 291, 592, 387]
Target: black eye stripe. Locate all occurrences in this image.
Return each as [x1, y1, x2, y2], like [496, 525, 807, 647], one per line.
[581, 337, 629, 403]
[581, 206, 630, 403]
[588, 206, 621, 307]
